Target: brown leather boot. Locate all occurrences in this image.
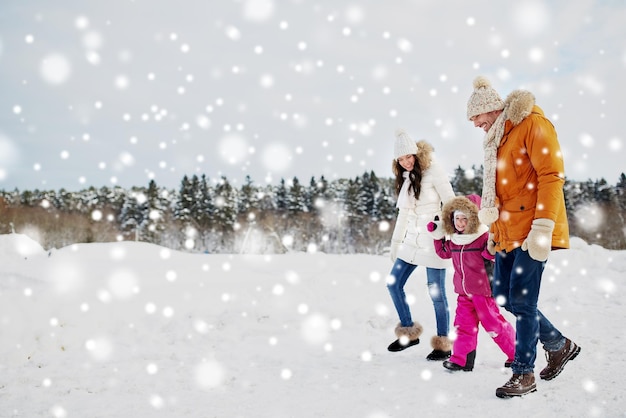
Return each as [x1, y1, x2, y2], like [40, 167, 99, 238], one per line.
[539, 338, 581, 380]
[496, 373, 537, 398]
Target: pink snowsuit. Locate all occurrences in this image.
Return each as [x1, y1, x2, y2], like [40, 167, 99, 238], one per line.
[431, 194, 515, 367]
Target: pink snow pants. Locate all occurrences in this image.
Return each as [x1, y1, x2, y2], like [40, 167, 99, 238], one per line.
[449, 294, 516, 367]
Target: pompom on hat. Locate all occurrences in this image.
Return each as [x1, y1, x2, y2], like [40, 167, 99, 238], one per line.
[394, 129, 418, 160]
[466, 76, 504, 121]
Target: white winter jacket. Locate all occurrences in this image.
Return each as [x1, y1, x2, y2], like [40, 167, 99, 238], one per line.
[391, 157, 454, 268]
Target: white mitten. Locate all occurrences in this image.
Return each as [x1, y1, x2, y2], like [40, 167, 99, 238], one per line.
[521, 218, 555, 262]
[478, 207, 499, 225]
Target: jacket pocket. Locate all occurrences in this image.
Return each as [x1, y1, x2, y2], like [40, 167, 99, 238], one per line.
[498, 191, 535, 245]
[500, 192, 536, 213]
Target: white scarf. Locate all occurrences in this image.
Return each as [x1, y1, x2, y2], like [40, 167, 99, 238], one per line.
[396, 171, 416, 209]
[450, 224, 489, 245]
[479, 110, 507, 225]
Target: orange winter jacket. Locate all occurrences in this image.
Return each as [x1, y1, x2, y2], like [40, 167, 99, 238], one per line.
[491, 92, 569, 253]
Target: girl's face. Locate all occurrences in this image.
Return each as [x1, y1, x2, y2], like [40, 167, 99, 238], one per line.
[454, 214, 468, 233]
[397, 154, 415, 172]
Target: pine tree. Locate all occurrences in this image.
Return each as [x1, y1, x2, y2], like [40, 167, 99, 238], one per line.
[118, 187, 148, 241]
[174, 175, 194, 222]
[275, 178, 288, 213]
[593, 178, 615, 202]
[450, 165, 483, 196]
[239, 175, 259, 215]
[305, 176, 319, 213]
[288, 177, 307, 214]
[375, 183, 396, 221]
[616, 173, 626, 212]
[143, 180, 168, 242]
[195, 174, 215, 230]
[359, 171, 378, 217]
[214, 176, 236, 224]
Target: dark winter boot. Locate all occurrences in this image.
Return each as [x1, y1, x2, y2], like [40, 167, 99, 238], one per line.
[426, 335, 452, 361]
[495, 373, 537, 398]
[443, 350, 476, 372]
[387, 322, 423, 352]
[539, 338, 581, 380]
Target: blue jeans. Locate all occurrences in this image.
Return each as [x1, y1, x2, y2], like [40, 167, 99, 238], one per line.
[493, 248, 565, 374]
[387, 258, 449, 336]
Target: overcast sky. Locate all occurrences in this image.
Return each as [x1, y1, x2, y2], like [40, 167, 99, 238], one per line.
[0, 0, 624, 191]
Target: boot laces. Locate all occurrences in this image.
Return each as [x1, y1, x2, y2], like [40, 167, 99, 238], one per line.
[504, 374, 522, 388]
[545, 342, 567, 365]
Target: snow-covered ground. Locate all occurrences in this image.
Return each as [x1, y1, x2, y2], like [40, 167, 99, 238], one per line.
[1, 233, 624, 417]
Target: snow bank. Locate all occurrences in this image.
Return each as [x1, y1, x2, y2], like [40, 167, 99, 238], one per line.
[0, 233, 45, 258]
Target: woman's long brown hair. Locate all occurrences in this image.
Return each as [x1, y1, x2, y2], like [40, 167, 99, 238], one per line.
[392, 156, 422, 199]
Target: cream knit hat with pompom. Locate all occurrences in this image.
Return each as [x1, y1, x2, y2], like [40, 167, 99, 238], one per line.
[467, 76, 504, 120]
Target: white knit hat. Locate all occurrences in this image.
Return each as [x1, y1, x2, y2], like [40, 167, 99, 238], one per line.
[394, 129, 418, 160]
[454, 210, 467, 219]
[466, 76, 504, 120]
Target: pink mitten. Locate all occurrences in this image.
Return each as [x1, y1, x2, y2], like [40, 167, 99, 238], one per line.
[427, 216, 444, 240]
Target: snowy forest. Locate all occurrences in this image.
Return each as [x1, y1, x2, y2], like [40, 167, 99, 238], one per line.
[1, 168, 625, 253]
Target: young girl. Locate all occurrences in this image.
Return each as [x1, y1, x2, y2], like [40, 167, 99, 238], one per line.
[427, 194, 515, 371]
[386, 129, 455, 361]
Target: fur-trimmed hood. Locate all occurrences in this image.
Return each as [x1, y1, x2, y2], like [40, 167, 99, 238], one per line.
[504, 89, 535, 126]
[391, 140, 433, 175]
[441, 194, 482, 235]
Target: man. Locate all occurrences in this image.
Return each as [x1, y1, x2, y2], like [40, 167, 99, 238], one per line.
[466, 76, 580, 398]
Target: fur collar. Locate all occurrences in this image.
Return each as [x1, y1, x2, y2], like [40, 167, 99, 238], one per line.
[505, 89, 535, 126]
[415, 140, 433, 171]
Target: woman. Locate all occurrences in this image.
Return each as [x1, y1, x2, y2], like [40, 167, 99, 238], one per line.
[387, 129, 455, 361]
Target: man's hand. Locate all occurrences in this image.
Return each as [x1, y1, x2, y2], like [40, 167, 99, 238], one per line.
[521, 219, 555, 262]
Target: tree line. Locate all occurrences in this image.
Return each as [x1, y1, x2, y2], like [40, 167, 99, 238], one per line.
[1, 168, 625, 253]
